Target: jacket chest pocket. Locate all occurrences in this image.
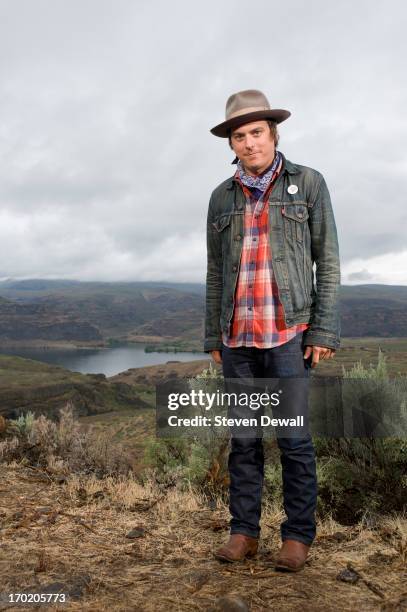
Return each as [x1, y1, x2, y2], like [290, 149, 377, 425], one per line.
[212, 213, 233, 259]
[282, 203, 309, 243]
[212, 214, 231, 233]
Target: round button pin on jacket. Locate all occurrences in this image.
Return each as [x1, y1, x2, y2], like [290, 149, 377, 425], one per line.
[287, 185, 298, 194]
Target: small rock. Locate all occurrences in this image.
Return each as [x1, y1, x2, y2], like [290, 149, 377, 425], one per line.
[41, 581, 67, 595]
[184, 570, 210, 593]
[167, 556, 188, 567]
[92, 490, 105, 500]
[213, 595, 250, 612]
[37, 506, 53, 514]
[368, 551, 398, 565]
[67, 573, 91, 599]
[330, 531, 348, 542]
[41, 573, 91, 601]
[336, 568, 359, 584]
[125, 526, 146, 539]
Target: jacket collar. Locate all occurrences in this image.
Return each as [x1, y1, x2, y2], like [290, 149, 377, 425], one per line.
[226, 151, 300, 190]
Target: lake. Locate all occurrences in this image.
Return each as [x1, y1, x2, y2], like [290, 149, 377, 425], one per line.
[0, 344, 210, 377]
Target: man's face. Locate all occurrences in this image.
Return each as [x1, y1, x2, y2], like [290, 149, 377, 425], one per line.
[230, 120, 275, 176]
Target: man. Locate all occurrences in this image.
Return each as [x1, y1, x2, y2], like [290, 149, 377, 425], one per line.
[204, 90, 340, 571]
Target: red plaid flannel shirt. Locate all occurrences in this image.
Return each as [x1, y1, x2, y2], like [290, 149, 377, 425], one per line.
[222, 159, 308, 348]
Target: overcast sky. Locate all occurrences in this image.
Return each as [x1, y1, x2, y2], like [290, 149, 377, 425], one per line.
[0, 0, 406, 285]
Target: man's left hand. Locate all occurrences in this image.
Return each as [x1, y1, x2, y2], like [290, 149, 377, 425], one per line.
[303, 345, 335, 368]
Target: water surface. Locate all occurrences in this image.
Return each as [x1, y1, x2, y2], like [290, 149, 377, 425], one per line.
[0, 344, 209, 377]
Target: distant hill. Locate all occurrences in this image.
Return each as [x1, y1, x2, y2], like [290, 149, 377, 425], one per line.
[0, 280, 405, 347]
[0, 280, 205, 348]
[0, 295, 103, 344]
[339, 285, 407, 336]
[0, 279, 205, 298]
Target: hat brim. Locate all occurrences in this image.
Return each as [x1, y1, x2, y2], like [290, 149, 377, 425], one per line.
[210, 109, 291, 138]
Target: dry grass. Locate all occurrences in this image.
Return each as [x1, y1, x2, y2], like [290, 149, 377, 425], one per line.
[0, 463, 406, 612]
[0, 404, 135, 478]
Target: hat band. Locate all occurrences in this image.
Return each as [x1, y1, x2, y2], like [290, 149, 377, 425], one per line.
[227, 105, 270, 119]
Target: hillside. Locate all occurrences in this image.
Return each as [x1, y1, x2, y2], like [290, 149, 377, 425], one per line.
[340, 285, 407, 337]
[0, 281, 405, 350]
[0, 355, 150, 420]
[0, 281, 204, 349]
[0, 296, 102, 344]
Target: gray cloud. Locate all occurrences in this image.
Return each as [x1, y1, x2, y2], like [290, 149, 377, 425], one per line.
[347, 269, 375, 282]
[0, 0, 406, 283]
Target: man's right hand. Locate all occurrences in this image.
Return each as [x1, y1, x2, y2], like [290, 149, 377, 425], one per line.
[210, 350, 222, 364]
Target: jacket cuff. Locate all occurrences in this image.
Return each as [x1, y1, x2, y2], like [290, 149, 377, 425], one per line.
[303, 329, 340, 350]
[204, 337, 223, 353]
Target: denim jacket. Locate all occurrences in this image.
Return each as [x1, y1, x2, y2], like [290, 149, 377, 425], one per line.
[204, 153, 341, 352]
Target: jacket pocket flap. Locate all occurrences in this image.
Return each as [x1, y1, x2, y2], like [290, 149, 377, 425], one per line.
[212, 214, 231, 232]
[282, 204, 309, 223]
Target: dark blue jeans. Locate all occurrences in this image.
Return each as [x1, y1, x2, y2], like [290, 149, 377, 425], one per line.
[221, 332, 317, 546]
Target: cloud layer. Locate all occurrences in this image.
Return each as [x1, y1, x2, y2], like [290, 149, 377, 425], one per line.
[0, 0, 406, 284]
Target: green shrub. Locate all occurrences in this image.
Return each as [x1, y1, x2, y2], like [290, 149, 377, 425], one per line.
[315, 351, 407, 523]
[13, 411, 35, 436]
[144, 354, 407, 523]
[143, 363, 230, 497]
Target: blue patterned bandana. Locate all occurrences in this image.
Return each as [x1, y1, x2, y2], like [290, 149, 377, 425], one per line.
[236, 150, 282, 192]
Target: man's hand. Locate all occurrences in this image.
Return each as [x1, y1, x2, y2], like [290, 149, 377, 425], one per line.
[210, 350, 222, 364]
[303, 345, 335, 368]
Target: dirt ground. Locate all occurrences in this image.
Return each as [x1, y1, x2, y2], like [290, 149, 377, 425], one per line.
[0, 464, 406, 612]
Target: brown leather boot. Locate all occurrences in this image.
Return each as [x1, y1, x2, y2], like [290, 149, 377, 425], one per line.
[275, 539, 311, 572]
[214, 534, 259, 562]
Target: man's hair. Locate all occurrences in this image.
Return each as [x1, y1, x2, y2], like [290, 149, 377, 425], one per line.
[228, 120, 280, 149]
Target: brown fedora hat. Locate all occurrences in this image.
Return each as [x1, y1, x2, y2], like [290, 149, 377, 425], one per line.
[210, 89, 291, 138]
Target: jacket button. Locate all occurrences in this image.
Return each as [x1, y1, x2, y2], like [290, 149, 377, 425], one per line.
[232, 265, 237, 272]
[235, 234, 242, 240]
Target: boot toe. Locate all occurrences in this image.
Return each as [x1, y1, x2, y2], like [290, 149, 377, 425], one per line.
[214, 534, 258, 563]
[275, 539, 310, 572]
